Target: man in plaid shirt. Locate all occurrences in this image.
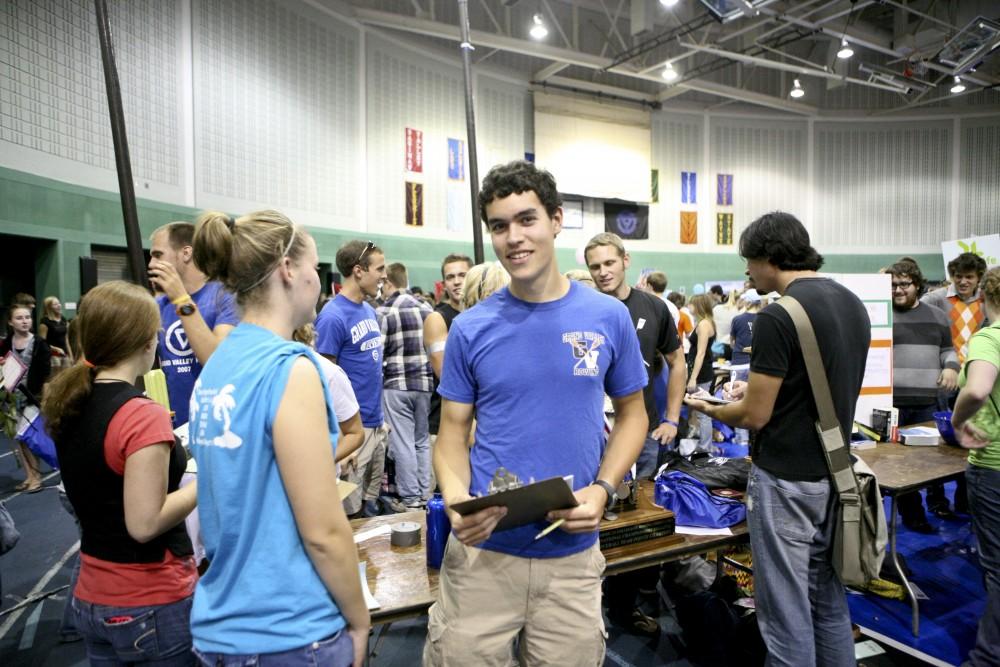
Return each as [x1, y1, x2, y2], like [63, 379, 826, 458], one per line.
[378, 262, 436, 510]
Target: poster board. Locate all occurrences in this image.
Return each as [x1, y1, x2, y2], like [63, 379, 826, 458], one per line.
[941, 234, 1000, 276]
[825, 273, 893, 427]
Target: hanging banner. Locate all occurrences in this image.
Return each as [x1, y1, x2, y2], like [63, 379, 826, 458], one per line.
[650, 169, 659, 203]
[405, 128, 423, 173]
[406, 182, 423, 227]
[680, 211, 698, 244]
[716, 173, 733, 206]
[446, 184, 466, 233]
[716, 213, 734, 245]
[604, 201, 648, 240]
[681, 171, 697, 204]
[447, 138, 465, 181]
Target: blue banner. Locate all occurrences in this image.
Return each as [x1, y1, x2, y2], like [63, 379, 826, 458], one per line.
[447, 138, 464, 181]
[681, 171, 697, 204]
[717, 173, 733, 206]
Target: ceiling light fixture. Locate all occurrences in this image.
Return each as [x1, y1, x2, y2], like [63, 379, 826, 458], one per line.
[660, 0, 680, 7]
[790, 78, 804, 98]
[837, 39, 854, 59]
[662, 62, 679, 81]
[950, 76, 966, 94]
[529, 14, 548, 40]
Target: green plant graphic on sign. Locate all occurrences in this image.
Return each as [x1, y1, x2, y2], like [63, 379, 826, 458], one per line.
[956, 240, 998, 266]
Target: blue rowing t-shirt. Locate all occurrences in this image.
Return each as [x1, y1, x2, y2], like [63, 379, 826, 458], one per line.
[439, 282, 646, 558]
[188, 323, 343, 654]
[156, 281, 239, 426]
[314, 295, 384, 427]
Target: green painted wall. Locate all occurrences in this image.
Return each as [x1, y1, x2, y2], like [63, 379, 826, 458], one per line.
[0, 166, 944, 307]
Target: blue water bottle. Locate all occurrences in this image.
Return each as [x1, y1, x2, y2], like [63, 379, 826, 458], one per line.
[426, 493, 451, 570]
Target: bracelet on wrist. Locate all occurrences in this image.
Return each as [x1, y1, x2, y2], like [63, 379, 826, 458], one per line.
[170, 294, 193, 306]
[662, 419, 679, 427]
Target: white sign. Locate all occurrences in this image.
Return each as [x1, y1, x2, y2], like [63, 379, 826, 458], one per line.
[941, 234, 1000, 277]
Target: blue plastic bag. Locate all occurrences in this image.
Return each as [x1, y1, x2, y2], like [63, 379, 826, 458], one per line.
[17, 410, 59, 470]
[654, 470, 746, 528]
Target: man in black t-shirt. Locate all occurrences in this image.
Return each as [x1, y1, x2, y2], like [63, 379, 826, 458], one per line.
[586, 233, 686, 476]
[586, 232, 687, 636]
[435, 253, 470, 328]
[428, 253, 471, 437]
[686, 212, 869, 666]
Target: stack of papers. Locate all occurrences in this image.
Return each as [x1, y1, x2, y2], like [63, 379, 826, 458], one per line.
[898, 426, 941, 446]
[359, 561, 379, 610]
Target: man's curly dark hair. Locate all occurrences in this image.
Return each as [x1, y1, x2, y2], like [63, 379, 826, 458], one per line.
[478, 161, 562, 224]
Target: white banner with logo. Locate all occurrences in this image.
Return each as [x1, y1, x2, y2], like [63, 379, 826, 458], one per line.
[941, 234, 1000, 276]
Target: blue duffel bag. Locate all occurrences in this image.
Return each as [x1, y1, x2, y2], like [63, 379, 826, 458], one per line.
[653, 469, 746, 528]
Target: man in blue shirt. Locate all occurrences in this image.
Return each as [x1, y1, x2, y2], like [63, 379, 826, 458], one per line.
[425, 161, 648, 665]
[148, 222, 239, 426]
[315, 240, 388, 517]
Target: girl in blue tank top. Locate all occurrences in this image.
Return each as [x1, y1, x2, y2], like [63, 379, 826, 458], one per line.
[187, 211, 370, 666]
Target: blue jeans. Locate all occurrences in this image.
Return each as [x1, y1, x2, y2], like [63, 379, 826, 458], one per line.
[966, 464, 1000, 667]
[383, 389, 432, 503]
[193, 630, 352, 666]
[693, 381, 713, 449]
[72, 595, 195, 666]
[636, 432, 669, 480]
[747, 465, 854, 667]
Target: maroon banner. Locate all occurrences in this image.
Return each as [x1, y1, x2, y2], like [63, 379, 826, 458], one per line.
[405, 127, 423, 173]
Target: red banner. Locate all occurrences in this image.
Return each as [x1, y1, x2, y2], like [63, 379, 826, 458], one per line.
[405, 127, 423, 173]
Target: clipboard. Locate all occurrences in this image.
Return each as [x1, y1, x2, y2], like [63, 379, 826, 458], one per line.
[1, 351, 27, 393]
[450, 476, 579, 532]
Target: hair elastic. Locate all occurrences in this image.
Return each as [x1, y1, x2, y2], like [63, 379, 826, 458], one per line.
[224, 215, 236, 230]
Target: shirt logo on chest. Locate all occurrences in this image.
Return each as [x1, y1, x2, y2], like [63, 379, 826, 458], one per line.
[164, 320, 192, 357]
[562, 331, 605, 377]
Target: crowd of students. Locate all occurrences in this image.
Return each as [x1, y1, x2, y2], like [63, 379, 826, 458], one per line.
[1, 160, 998, 666]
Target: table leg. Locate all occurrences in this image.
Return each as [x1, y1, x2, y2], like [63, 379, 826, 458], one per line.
[888, 496, 919, 636]
[366, 622, 392, 666]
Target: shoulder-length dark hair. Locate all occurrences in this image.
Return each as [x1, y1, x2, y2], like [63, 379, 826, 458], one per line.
[739, 211, 824, 271]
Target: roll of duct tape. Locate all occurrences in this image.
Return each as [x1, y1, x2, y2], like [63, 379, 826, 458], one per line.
[390, 521, 422, 547]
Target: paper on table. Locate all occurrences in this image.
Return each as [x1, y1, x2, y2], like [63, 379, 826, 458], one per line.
[354, 524, 392, 544]
[337, 479, 358, 501]
[359, 561, 380, 610]
[674, 525, 733, 536]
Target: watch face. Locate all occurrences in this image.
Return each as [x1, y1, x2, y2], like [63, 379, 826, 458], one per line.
[178, 303, 196, 316]
[615, 481, 630, 500]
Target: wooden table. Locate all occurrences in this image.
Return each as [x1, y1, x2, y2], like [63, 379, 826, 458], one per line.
[352, 489, 748, 626]
[854, 439, 969, 637]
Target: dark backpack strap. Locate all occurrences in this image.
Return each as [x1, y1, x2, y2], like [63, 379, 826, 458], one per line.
[774, 296, 859, 497]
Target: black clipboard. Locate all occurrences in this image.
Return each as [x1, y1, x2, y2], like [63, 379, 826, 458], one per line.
[450, 476, 579, 532]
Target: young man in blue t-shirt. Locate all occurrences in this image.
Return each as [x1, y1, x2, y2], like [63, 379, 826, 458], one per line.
[315, 240, 388, 517]
[424, 161, 648, 665]
[148, 222, 239, 426]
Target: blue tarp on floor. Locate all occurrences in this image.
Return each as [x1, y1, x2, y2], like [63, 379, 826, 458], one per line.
[848, 482, 985, 666]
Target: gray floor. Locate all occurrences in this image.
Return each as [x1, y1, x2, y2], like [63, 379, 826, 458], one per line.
[0, 433, 695, 666]
[1, 434, 927, 666]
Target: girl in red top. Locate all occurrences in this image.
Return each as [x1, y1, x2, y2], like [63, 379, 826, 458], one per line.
[42, 281, 197, 665]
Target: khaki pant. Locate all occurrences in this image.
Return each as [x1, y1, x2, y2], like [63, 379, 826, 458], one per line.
[341, 425, 386, 515]
[423, 536, 607, 667]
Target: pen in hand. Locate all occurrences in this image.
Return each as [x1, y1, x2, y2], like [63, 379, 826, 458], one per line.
[533, 518, 565, 541]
